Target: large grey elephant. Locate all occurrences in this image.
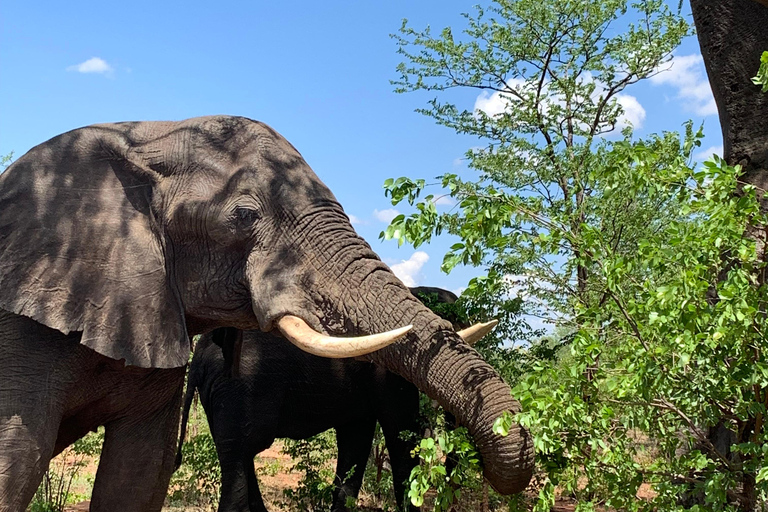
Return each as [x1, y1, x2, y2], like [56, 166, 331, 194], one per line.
[176, 287, 495, 512]
[0, 116, 533, 511]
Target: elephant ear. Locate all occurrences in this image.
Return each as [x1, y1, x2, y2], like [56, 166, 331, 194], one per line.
[0, 123, 189, 368]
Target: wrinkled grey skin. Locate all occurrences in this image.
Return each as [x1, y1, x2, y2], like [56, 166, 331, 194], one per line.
[0, 117, 532, 511]
[177, 287, 464, 512]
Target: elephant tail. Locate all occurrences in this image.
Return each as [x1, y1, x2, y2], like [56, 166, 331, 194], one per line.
[175, 368, 199, 471]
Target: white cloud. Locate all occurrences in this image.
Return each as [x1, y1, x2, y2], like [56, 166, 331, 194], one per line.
[433, 195, 456, 206]
[373, 208, 401, 223]
[615, 94, 646, 130]
[473, 79, 525, 117]
[474, 74, 645, 131]
[67, 57, 113, 75]
[451, 286, 466, 297]
[348, 214, 365, 225]
[694, 144, 723, 162]
[474, 91, 513, 117]
[650, 54, 717, 117]
[390, 251, 430, 287]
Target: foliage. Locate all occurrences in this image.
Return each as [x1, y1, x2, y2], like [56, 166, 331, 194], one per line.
[385, 0, 692, 325]
[510, 157, 768, 511]
[753, 51, 768, 93]
[168, 408, 221, 511]
[412, 290, 470, 327]
[280, 430, 339, 512]
[407, 425, 484, 511]
[382, 0, 768, 509]
[1, 152, 12, 170]
[28, 429, 104, 512]
[362, 424, 397, 510]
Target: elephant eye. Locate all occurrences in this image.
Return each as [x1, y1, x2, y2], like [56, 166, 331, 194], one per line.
[233, 206, 261, 226]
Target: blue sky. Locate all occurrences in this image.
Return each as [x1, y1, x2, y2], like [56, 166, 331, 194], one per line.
[0, 0, 722, 316]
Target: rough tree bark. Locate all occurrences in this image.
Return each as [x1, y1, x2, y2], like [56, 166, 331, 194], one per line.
[691, 1, 768, 509]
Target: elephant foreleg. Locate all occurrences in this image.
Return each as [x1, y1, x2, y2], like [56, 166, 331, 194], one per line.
[0, 313, 75, 512]
[217, 454, 262, 512]
[377, 381, 421, 512]
[0, 412, 61, 512]
[89, 374, 184, 512]
[332, 417, 377, 512]
[245, 457, 269, 512]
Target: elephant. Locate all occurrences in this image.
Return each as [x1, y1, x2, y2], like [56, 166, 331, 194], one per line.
[176, 287, 495, 512]
[0, 116, 533, 511]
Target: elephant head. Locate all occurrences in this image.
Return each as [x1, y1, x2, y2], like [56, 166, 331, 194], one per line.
[0, 116, 532, 493]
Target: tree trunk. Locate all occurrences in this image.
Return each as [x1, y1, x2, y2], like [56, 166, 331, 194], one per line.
[691, 1, 768, 510]
[692, 0, 768, 199]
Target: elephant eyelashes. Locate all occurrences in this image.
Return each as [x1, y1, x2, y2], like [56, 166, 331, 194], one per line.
[233, 206, 260, 226]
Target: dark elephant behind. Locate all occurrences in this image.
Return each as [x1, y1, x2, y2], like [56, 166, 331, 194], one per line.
[177, 287, 487, 512]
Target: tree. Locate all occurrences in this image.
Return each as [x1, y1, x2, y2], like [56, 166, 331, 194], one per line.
[687, 1, 768, 508]
[383, 0, 768, 509]
[384, 0, 691, 324]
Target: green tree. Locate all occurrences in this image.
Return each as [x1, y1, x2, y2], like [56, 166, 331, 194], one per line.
[385, 0, 692, 325]
[379, 0, 768, 509]
[510, 157, 768, 510]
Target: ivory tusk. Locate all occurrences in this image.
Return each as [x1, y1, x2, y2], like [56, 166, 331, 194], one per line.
[277, 315, 412, 358]
[457, 319, 499, 345]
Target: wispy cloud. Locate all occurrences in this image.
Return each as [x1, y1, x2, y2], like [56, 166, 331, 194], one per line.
[433, 195, 456, 207]
[390, 251, 429, 287]
[694, 144, 723, 163]
[474, 74, 646, 131]
[373, 208, 400, 223]
[67, 57, 113, 76]
[348, 214, 366, 226]
[650, 54, 717, 117]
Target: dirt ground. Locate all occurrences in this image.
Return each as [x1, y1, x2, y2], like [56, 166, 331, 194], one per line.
[55, 438, 657, 512]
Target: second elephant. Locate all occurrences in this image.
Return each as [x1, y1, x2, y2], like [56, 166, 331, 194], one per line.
[178, 288, 495, 512]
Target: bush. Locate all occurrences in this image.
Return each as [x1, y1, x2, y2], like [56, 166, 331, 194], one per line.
[168, 403, 221, 511]
[28, 428, 103, 512]
[279, 430, 339, 511]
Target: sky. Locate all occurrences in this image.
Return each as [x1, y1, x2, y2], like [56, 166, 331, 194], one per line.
[0, 0, 723, 325]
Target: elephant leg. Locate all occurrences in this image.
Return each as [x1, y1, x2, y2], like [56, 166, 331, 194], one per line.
[377, 374, 421, 512]
[217, 454, 257, 512]
[0, 411, 61, 511]
[245, 457, 269, 512]
[89, 372, 184, 512]
[381, 419, 420, 512]
[0, 313, 78, 512]
[332, 417, 377, 512]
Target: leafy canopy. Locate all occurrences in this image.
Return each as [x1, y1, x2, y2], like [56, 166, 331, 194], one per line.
[382, 0, 768, 509]
[384, 0, 692, 325]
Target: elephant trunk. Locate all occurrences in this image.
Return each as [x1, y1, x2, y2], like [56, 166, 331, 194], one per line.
[254, 210, 533, 493]
[368, 306, 533, 494]
[327, 247, 534, 494]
